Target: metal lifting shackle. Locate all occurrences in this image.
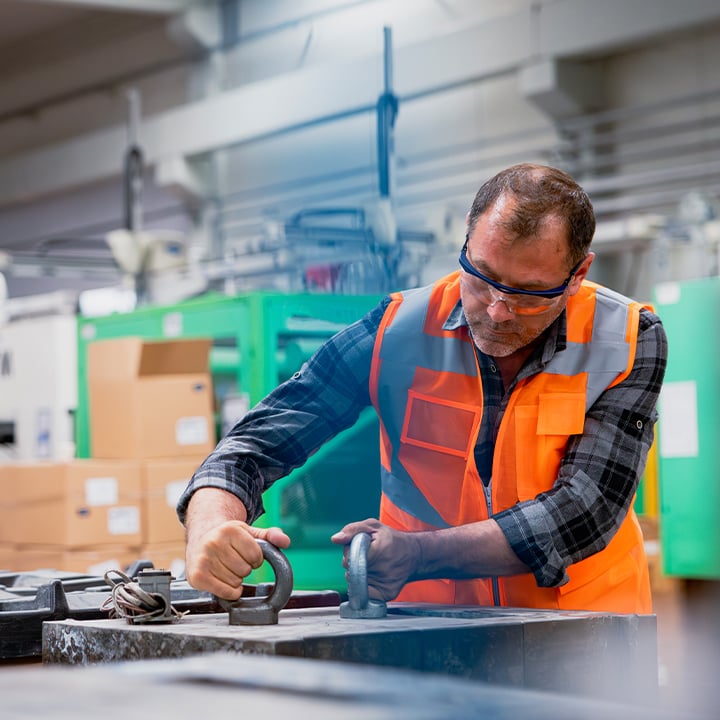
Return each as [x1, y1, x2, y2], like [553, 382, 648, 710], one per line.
[339, 532, 388, 619]
[218, 539, 294, 625]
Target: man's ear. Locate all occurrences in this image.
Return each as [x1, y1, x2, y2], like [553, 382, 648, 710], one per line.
[568, 252, 595, 294]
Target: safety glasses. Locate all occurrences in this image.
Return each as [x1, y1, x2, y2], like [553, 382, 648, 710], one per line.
[459, 236, 585, 315]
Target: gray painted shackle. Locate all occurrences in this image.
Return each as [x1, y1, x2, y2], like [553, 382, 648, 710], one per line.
[218, 539, 294, 625]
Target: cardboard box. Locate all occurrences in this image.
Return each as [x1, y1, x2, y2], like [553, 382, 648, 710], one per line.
[0, 542, 16, 570]
[4, 460, 143, 548]
[142, 458, 200, 544]
[12, 545, 141, 575]
[88, 337, 215, 460]
[0, 463, 17, 543]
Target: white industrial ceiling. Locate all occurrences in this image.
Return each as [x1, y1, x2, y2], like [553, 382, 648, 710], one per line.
[0, 0, 192, 127]
[2, 0, 720, 302]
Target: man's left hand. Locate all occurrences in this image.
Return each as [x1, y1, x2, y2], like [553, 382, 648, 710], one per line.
[331, 518, 421, 601]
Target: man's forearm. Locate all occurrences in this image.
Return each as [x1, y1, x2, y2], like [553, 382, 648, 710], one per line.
[411, 519, 530, 580]
[184, 487, 248, 543]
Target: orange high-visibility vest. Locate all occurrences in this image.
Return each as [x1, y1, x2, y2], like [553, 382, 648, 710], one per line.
[369, 271, 651, 613]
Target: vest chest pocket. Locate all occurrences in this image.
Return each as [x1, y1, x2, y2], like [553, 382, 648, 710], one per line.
[401, 390, 481, 459]
[514, 393, 586, 499]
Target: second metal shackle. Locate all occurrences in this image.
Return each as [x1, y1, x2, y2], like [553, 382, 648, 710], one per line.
[340, 531, 388, 619]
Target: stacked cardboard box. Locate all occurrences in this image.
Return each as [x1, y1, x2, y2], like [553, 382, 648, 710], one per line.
[0, 459, 143, 574]
[87, 337, 216, 576]
[0, 541, 15, 570]
[0, 337, 217, 576]
[0, 469, 14, 568]
[87, 337, 215, 461]
[0, 458, 201, 575]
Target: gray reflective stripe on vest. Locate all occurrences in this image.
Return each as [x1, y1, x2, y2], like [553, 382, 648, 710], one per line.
[543, 287, 632, 410]
[379, 286, 478, 376]
[381, 466, 450, 529]
[378, 285, 458, 529]
[375, 282, 634, 527]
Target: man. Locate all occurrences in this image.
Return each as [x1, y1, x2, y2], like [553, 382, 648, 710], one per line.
[178, 163, 667, 613]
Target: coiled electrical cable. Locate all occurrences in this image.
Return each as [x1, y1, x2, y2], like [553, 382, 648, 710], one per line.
[102, 569, 185, 623]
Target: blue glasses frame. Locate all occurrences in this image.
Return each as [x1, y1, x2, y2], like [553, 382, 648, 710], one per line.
[459, 236, 585, 299]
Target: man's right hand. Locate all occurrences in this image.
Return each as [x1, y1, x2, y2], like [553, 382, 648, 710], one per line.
[183, 487, 290, 600]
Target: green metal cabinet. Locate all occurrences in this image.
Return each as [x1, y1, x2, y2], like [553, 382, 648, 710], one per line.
[653, 277, 720, 578]
[77, 291, 383, 591]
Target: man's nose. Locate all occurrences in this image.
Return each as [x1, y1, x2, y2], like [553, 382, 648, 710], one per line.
[486, 296, 515, 320]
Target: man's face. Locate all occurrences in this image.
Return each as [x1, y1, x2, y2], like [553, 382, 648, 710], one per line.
[460, 199, 592, 358]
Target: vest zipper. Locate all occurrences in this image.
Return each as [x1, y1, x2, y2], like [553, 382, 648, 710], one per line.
[472, 344, 501, 607]
[483, 481, 501, 606]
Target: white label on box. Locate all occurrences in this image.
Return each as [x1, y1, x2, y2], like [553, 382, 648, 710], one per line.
[175, 416, 209, 446]
[107, 506, 140, 535]
[85, 477, 119, 506]
[165, 480, 188, 508]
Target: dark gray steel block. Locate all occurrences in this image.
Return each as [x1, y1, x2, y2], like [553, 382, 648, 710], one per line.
[42, 603, 658, 708]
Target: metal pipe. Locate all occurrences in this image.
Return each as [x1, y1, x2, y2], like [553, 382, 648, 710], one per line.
[123, 88, 144, 233]
[377, 26, 398, 199]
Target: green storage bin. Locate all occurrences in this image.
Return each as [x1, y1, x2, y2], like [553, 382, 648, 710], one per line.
[653, 277, 720, 578]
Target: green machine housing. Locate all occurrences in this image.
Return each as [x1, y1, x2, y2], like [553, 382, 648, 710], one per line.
[76, 291, 383, 591]
[653, 277, 720, 578]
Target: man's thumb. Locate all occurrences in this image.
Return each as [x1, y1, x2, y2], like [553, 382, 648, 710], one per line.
[248, 524, 291, 549]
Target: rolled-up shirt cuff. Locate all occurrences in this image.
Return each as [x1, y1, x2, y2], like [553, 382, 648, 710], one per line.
[494, 506, 570, 588]
[176, 464, 265, 525]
